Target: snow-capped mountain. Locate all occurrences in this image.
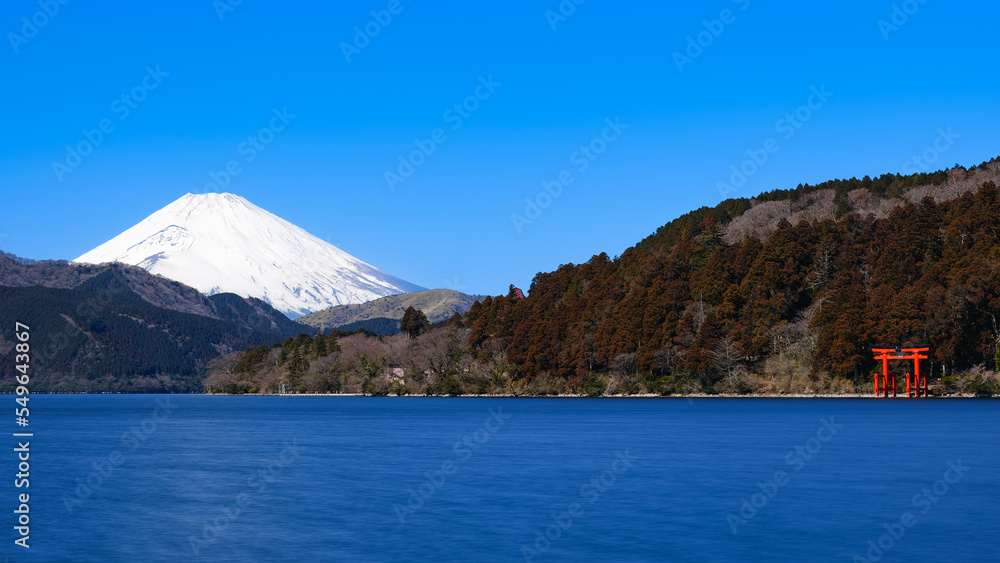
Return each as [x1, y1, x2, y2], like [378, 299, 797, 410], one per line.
[74, 193, 424, 318]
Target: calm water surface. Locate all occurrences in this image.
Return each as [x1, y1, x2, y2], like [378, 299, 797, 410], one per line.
[4, 396, 998, 562]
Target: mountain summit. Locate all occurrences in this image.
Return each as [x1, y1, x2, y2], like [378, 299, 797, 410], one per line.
[74, 193, 423, 317]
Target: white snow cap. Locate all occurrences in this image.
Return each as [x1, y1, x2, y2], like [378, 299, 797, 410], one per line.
[74, 192, 423, 317]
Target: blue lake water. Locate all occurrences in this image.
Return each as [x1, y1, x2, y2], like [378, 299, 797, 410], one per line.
[3, 396, 998, 562]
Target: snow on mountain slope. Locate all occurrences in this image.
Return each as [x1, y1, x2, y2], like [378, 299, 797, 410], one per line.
[74, 193, 424, 318]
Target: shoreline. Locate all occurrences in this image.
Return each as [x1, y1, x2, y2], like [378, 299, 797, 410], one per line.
[248, 392, 991, 399]
[9, 392, 994, 398]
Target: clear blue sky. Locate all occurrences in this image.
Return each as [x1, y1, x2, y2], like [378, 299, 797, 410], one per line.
[1, 1, 998, 297]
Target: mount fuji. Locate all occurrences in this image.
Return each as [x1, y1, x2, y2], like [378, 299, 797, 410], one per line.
[74, 193, 424, 318]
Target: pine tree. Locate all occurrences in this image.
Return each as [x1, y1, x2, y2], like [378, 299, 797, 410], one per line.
[400, 306, 429, 338]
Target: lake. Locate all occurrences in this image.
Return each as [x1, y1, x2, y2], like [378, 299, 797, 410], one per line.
[5, 396, 998, 562]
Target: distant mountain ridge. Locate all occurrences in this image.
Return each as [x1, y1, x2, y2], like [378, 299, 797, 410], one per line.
[74, 193, 424, 317]
[0, 251, 307, 334]
[0, 253, 313, 392]
[0, 281, 286, 393]
[298, 289, 485, 333]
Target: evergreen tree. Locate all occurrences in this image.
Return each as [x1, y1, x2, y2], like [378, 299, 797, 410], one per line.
[400, 306, 429, 338]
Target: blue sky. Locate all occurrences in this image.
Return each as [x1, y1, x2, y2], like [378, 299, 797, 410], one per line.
[1, 0, 998, 297]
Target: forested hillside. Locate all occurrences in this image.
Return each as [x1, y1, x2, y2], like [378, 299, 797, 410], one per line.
[215, 159, 1000, 396]
[466, 159, 1000, 393]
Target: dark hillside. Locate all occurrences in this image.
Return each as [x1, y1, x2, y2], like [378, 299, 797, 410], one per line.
[0, 269, 310, 392]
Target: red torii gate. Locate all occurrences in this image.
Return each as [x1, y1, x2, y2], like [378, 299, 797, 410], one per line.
[871, 347, 930, 398]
